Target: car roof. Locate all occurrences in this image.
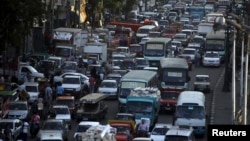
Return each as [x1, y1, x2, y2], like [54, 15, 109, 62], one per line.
[205, 51, 219, 54]
[153, 123, 172, 128]
[56, 96, 75, 100]
[63, 75, 80, 78]
[24, 82, 39, 86]
[101, 79, 117, 83]
[0, 119, 22, 122]
[166, 126, 193, 136]
[196, 74, 209, 77]
[107, 73, 122, 77]
[184, 48, 196, 50]
[53, 105, 69, 108]
[78, 121, 100, 126]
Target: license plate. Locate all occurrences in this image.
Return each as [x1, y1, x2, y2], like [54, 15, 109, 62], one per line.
[82, 117, 88, 120]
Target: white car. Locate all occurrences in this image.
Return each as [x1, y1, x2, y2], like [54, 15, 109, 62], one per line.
[202, 51, 221, 67]
[194, 74, 211, 93]
[7, 101, 29, 120]
[52, 105, 72, 129]
[150, 123, 172, 141]
[24, 82, 40, 104]
[74, 121, 100, 139]
[53, 72, 89, 90]
[181, 48, 197, 63]
[98, 79, 118, 99]
[0, 119, 23, 139]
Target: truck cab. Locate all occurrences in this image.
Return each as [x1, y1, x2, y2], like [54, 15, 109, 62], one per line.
[17, 63, 44, 82]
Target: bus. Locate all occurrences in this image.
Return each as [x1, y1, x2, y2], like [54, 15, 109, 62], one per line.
[205, 30, 226, 62]
[144, 37, 172, 67]
[174, 91, 206, 137]
[186, 6, 205, 21]
[158, 58, 190, 111]
[118, 70, 158, 112]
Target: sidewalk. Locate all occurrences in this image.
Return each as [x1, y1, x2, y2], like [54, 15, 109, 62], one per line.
[211, 70, 250, 125]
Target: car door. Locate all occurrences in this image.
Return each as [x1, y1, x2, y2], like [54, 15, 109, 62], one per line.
[14, 120, 22, 138]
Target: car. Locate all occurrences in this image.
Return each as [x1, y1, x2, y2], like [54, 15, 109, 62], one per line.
[61, 75, 85, 99]
[106, 73, 122, 85]
[165, 125, 196, 141]
[108, 119, 136, 141]
[115, 113, 135, 122]
[181, 48, 197, 63]
[119, 58, 137, 70]
[24, 82, 40, 104]
[37, 119, 69, 141]
[178, 55, 193, 71]
[98, 79, 118, 100]
[135, 58, 150, 70]
[61, 61, 78, 73]
[194, 74, 211, 93]
[55, 96, 77, 118]
[150, 123, 172, 141]
[76, 93, 108, 122]
[173, 33, 189, 47]
[52, 105, 72, 129]
[0, 119, 23, 140]
[7, 101, 29, 120]
[53, 72, 89, 89]
[202, 51, 221, 67]
[73, 121, 100, 139]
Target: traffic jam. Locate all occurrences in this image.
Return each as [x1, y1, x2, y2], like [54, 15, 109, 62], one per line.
[0, 0, 228, 140]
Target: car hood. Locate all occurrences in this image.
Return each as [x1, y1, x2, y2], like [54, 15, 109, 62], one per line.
[194, 82, 210, 85]
[150, 135, 165, 141]
[55, 114, 71, 120]
[62, 84, 80, 89]
[98, 88, 117, 93]
[8, 110, 28, 115]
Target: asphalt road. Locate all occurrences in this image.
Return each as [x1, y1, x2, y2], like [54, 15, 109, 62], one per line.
[27, 64, 224, 141]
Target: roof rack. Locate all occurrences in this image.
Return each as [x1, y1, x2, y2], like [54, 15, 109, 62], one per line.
[79, 93, 107, 104]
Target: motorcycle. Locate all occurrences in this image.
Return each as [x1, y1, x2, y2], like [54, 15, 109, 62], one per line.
[30, 122, 40, 138]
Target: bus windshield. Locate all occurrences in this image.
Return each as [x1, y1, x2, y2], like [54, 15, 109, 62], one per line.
[175, 105, 205, 119]
[161, 68, 187, 83]
[144, 43, 164, 56]
[206, 44, 224, 51]
[119, 82, 146, 98]
[126, 101, 153, 115]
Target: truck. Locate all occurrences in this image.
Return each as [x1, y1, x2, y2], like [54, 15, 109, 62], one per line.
[16, 62, 44, 82]
[76, 124, 116, 141]
[109, 20, 158, 32]
[83, 42, 107, 64]
[110, 27, 135, 48]
[125, 87, 161, 129]
[53, 27, 83, 59]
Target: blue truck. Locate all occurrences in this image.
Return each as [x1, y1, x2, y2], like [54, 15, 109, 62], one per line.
[125, 87, 161, 129]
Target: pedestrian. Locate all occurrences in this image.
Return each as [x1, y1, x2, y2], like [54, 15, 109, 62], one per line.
[56, 81, 64, 96]
[31, 100, 39, 115]
[4, 125, 12, 141]
[19, 89, 30, 101]
[195, 52, 201, 67]
[89, 75, 96, 93]
[44, 83, 53, 115]
[21, 119, 29, 141]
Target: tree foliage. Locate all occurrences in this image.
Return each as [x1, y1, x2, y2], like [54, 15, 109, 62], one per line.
[0, 0, 45, 47]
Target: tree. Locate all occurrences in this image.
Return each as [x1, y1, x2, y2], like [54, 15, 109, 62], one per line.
[0, 0, 45, 48]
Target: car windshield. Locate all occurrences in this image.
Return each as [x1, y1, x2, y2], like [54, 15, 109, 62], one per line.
[54, 107, 70, 114]
[76, 125, 92, 132]
[25, 86, 38, 92]
[42, 121, 64, 130]
[10, 103, 27, 110]
[183, 50, 195, 54]
[112, 126, 130, 135]
[99, 82, 116, 88]
[166, 135, 189, 141]
[151, 127, 169, 135]
[0, 122, 13, 129]
[205, 53, 219, 58]
[61, 63, 76, 70]
[63, 77, 80, 84]
[56, 100, 74, 107]
[195, 77, 209, 82]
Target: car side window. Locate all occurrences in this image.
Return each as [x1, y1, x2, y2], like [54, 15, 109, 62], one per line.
[15, 121, 22, 128]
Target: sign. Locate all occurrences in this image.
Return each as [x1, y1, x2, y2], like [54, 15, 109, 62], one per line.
[53, 31, 73, 40]
[146, 44, 164, 50]
[121, 82, 146, 88]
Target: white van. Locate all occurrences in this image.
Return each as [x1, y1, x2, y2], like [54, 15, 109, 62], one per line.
[174, 91, 206, 137]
